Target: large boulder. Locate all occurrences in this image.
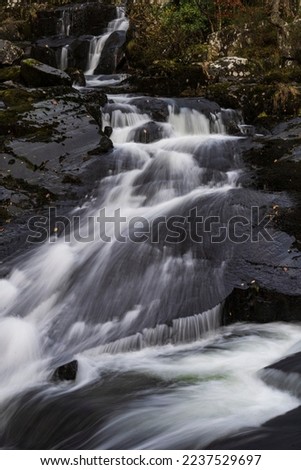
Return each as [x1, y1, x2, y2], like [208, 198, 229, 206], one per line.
[68, 35, 93, 71]
[31, 36, 73, 69]
[208, 57, 257, 82]
[0, 39, 23, 65]
[20, 59, 72, 87]
[207, 26, 255, 60]
[33, 4, 117, 39]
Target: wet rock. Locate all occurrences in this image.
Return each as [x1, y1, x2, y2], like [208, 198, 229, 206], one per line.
[172, 97, 221, 119]
[94, 30, 126, 75]
[68, 35, 92, 71]
[66, 67, 86, 87]
[52, 360, 78, 382]
[31, 37, 73, 69]
[204, 82, 301, 122]
[20, 59, 72, 87]
[0, 66, 20, 83]
[223, 284, 301, 325]
[88, 135, 113, 155]
[81, 90, 108, 108]
[129, 121, 166, 144]
[264, 352, 301, 376]
[0, 39, 23, 66]
[104, 126, 112, 137]
[33, 4, 117, 39]
[208, 56, 257, 82]
[129, 97, 170, 122]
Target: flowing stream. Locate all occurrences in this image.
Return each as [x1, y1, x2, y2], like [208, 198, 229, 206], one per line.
[86, 6, 128, 75]
[0, 5, 300, 450]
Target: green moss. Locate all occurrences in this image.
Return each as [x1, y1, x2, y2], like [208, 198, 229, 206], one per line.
[0, 88, 43, 110]
[0, 66, 21, 83]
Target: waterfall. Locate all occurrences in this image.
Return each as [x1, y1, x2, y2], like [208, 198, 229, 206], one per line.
[85, 6, 129, 75]
[1, 76, 299, 452]
[56, 9, 71, 37]
[59, 45, 69, 71]
[1, 96, 245, 355]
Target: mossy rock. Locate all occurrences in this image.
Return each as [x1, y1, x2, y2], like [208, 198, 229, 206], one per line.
[20, 58, 72, 87]
[204, 82, 301, 122]
[0, 87, 44, 110]
[0, 66, 20, 83]
[131, 60, 208, 96]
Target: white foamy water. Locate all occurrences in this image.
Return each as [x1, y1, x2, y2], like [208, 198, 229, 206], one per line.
[77, 322, 301, 449]
[59, 45, 69, 71]
[86, 7, 129, 75]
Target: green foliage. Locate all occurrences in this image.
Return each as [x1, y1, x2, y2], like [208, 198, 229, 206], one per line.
[127, 1, 209, 68]
[161, 2, 208, 36]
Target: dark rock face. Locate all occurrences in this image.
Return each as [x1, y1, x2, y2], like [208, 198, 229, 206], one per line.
[52, 360, 78, 381]
[66, 67, 86, 86]
[204, 82, 301, 122]
[94, 30, 126, 74]
[32, 4, 117, 39]
[0, 39, 23, 65]
[20, 59, 72, 87]
[0, 84, 112, 261]
[223, 285, 301, 324]
[68, 35, 92, 71]
[31, 36, 73, 69]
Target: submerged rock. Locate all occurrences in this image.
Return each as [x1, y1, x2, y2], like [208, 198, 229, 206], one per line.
[52, 360, 78, 382]
[20, 59, 72, 87]
[0, 39, 23, 66]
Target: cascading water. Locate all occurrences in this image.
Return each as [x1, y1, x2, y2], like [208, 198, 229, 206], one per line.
[1, 5, 301, 451]
[59, 45, 69, 71]
[1, 89, 300, 449]
[57, 9, 71, 37]
[85, 6, 129, 75]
